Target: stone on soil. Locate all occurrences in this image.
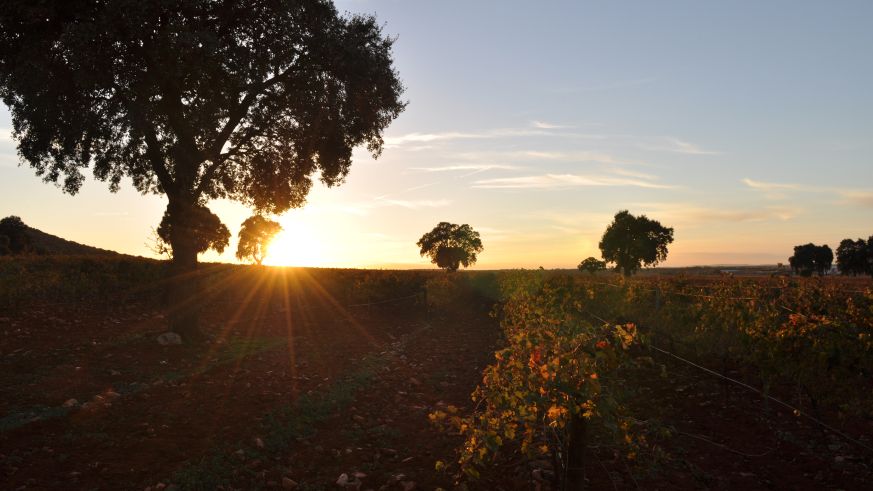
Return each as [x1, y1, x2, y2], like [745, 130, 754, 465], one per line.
[157, 332, 183, 346]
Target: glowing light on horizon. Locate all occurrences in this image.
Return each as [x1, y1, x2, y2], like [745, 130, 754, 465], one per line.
[263, 216, 327, 267]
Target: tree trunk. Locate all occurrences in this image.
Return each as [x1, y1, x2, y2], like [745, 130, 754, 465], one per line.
[166, 200, 204, 342]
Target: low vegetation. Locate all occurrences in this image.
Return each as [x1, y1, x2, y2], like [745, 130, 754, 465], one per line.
[1, 255, 871, 489]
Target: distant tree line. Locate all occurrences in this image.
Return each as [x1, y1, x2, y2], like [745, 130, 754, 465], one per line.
[789, 236, 873, 277]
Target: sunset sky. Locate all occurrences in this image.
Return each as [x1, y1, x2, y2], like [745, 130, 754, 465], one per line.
[1, 0, 871, 269]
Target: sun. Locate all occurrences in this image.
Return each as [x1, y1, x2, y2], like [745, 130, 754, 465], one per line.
[262, 217, 326, 267]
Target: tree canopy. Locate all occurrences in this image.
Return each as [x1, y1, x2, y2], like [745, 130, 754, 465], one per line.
[417, 222, 484, 272]
[836, 238, 867, 276]
[0, 1, 405, 212]
[789, 243, 833, 277]
[0, 0, 405, 338]
[577, 257, 606, 274]
[599, 210, 674, 276]
[156, 205, 230, 255]
[0, 215, 32, 255]
[236, 215, 282, 265]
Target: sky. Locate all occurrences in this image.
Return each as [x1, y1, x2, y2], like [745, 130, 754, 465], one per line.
[1, 0, 872, 269]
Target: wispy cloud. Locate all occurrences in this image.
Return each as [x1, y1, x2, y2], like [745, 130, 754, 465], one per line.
[531, 120, 572, 129]
[642, 137, 719, 155]
[472, 173, 674, 190]
[410, 164, 520, 173]
[743, 178, 873, 209]
[453, 150, 630, 166]
[839, 191, 873, 208]
[374, 197, 452, 209]
[402, 182, 441, 193]
[384, 127, 607, 149]
[384, 131, 483, 146]
[385, 129, 523, 148]
[632, 202, 799, 225]
[741, 178, 804, 191]
[612, 167, 659, 180]
[683, 207, 798, 223]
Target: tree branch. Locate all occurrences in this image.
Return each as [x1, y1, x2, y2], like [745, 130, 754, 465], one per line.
[205, 65, 303, 162]
[194, 127, 259, 198]
[124, 90, 176, 195]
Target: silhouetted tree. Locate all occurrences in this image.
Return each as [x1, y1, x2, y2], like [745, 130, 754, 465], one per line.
[577, 257, 606, 274]
[813, 245, 834, 275]
[236, 215, 282, 265]
[836, 238, 867, 276]
[789, 243, 832, 277]
[0, 216, 31, 254]
[789, 244, 815, 277]
[0, 1, 405, 340]
[417, 222, 483, 272]
[0, 235, 10, 256]
[156, 205, 230, 256]
[599, 210, 674, 276]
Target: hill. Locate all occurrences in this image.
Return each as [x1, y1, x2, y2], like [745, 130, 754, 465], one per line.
[25, 225, 119, 256]
[0, 215, 119, 256]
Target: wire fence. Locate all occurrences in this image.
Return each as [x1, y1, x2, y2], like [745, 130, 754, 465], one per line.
[647, 343, 873, 455]
[582, 307, 873, 456]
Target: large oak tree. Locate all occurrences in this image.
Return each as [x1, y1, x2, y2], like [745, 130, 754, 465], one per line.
[417, 222, 484, 272]
[599, 210, 674, 276]
[0, 0, 405, 340]
[789, 243, 833, 277]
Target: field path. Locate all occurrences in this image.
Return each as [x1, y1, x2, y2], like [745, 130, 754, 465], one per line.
[206, 306, 500, 490]
[2, 292, 496, 490]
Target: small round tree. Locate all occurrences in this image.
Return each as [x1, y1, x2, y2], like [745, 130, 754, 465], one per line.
[156, 205, 230, 257]
[0, 216, 32, 255]
[417, 222, 483, 272]
[0, 1, 405, 340]
[599, 210, 674, 276]
[577, 257, 606, 274]
[236, 215, 282, 265]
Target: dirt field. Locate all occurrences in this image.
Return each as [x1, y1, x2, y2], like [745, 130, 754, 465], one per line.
[2, 272, 872, 490]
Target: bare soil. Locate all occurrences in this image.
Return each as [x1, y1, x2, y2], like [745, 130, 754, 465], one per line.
[2, 291, 871, 490]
